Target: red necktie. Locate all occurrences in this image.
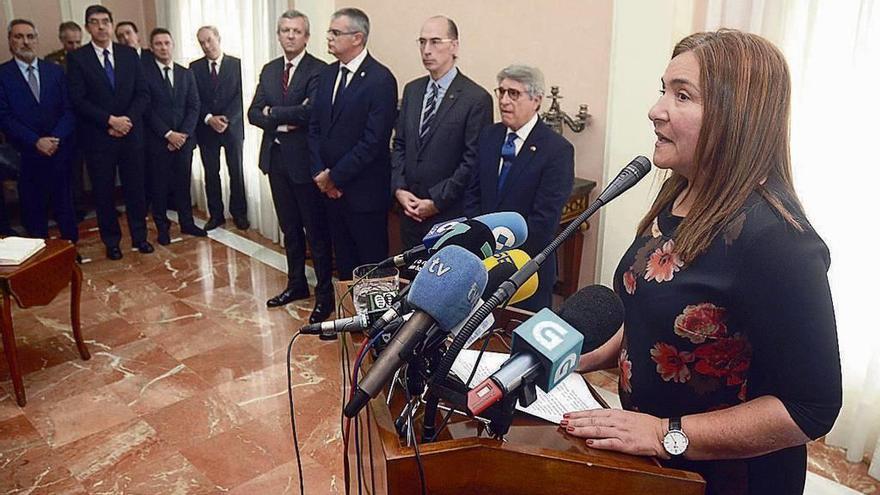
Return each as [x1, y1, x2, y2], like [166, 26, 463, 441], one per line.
[282, 62, 292, 97]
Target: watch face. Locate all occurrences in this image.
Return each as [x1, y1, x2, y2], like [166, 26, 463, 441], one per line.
[663, 430, 688, 456]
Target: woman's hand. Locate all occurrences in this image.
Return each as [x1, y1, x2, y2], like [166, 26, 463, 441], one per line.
[561, 409, 669, 459]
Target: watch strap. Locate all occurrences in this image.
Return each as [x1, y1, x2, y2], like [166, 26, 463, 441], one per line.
[669, 416, 682, 432]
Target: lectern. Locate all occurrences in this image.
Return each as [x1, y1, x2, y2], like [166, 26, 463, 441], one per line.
[344, 304, 705, 494]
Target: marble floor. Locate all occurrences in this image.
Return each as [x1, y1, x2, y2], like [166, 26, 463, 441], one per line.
[0, 214, 877, 494]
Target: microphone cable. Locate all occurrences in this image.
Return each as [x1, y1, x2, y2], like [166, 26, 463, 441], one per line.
[284, 331, 306, 495]
[402, 365, 428, 495]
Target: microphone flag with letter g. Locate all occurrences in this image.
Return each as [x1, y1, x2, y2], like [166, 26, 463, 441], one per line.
[510, 308, 584, 391]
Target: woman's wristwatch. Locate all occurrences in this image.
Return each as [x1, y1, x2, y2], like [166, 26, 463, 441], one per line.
[662, 417, 689, 456]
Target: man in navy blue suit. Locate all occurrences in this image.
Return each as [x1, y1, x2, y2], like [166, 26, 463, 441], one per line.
[308, 7, 397, 281]
[67, 4, 152, 260]
[0, 19, 77, 243]
[464, 65, 574, 312]
[142, 28, 206, 245]
[248, 10, 334, 322]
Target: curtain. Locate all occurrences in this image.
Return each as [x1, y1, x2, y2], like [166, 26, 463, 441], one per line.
[705, 0, 880, 479]
[155, 0, 289, 243]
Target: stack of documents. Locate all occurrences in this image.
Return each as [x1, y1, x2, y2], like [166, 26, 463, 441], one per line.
[0, 237, 45, 265]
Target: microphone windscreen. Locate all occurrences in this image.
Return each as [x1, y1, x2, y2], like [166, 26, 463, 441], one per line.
[431, 219, 495, 260]
[557, 285, 625, 353]
[482, 249, 539, 304]
[473, 211, 528, 252]
[407, 245, 488, 331]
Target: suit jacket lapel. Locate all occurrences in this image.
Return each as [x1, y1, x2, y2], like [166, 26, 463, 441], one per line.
[497, 120, 546, 203]
[285, 56, 310, 104]
[418, 73, 464, 153]
[408, 77, 427, 147]
[486, 125, 505, 210]
[87, 46, 113, 91]
[331, 53, 371, 125]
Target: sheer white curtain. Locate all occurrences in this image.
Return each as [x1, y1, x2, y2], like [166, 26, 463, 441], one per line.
[705, 0, 880, 478]
[154, 0, 288, 242]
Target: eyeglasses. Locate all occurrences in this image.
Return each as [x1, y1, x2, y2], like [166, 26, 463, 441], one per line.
[417, 37, 455, 48]
[87, 18, 112, 27]
[327, 29, 358, 38]
[494, 87, 524, 101]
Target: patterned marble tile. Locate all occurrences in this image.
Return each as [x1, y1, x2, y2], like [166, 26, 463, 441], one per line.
[26, 387, 137, 448]
[143, 390, 253, 450]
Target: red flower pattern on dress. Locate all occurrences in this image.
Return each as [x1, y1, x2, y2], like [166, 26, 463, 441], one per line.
[618, 348, 633, 393]
[738, 380, 748, 402]
[644, 240, 684, 283]
[693, 333, 752, 386]
[623, 269, 637, 295]
[650, 342, 694, 383]
[674, 303, 728, 344]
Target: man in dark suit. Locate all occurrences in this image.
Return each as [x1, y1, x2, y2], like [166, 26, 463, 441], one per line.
[308, 8, 397, 280]
[142, 28, 206, 245]
[464, 65, 574, 312]
[115, 21, 152, 61]
[191, 26, 249, 231]
[67, 4, 153, 260]
[0, 19, 77, 243]
[45, 21, 82, 70]
[248, 10, 333, 322]
[391, 16, 492, 249]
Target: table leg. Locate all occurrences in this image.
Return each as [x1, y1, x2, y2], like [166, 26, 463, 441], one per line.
[70, 264, 89, 361]
[0, 292, 25, 407]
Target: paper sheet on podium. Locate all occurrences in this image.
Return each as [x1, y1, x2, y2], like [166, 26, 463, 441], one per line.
[450, 349, 603, 424]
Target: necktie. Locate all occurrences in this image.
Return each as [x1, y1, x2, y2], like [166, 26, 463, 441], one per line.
[26, 65, 39, 102]
[497, 132, 518, 193]
[210, 61, 218, 88]
[103, 49, 115, 89]
[333, 66, 350, 111]
[282, 62, 293, 97]
[419, 82, 439, 143]
[163, 66, 173, 96]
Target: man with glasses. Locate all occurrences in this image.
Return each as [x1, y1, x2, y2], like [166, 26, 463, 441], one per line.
[308, 8, 397, 280]
[191, 25, 249, 231]
[67, 4, 152, 260]
[0, 19, 78, 244]
[464, 65, 574, 312]
[248, 10, 334, 323]
[391, 16, 492, 249]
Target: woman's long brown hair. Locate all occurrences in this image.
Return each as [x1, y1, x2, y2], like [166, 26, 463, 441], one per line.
[637, 29, 804, 263]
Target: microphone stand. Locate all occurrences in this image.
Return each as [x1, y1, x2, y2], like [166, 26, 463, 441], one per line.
[421, 156, 652, 442]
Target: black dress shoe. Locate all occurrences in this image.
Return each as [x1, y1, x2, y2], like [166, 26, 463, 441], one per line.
[106, 246, 123, 260]
[266, 287, 310, 308]
[233, 217, 250, 230]
[157, 230, 171, 246]
[181, 225, 207, 237]
[137, 241, 154, 254]
[204, 217, 225, 230]
[76, 253, 83, 264]
[309, 301, 334, 324]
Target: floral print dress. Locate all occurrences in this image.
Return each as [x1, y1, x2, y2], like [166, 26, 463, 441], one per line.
[612, 185, 841, 495]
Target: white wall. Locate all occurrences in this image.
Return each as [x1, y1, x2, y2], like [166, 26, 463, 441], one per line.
[596, 0, 698, 287]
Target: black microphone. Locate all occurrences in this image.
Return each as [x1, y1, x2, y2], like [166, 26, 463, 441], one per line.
[343, 245, 488, 418]
[466, 285, 624, 415]
[557, 284, 625, 353]
[301, 313, 368, 336]
[595, 155, 653, 206]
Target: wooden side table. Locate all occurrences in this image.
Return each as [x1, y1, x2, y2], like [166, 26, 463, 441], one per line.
[0, 239, 88, 406]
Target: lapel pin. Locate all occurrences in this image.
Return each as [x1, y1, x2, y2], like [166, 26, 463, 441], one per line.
[360, 71, 365, 77]
[530, 145, 537, 152]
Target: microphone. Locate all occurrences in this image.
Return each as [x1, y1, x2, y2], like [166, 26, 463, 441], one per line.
[557, 284, 625, 353]
[595, 155, 653, 206]
[482, 249, 538, 305]
[301, 313, 368, 336]
[377, 212, 528, 269]
[466, 285, 624, 416]
[344, 245, 488, 417]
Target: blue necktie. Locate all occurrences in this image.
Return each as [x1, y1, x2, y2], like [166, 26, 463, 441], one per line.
[419, 82, 439, 144]
[497, 132, 518, 193]
[333, 66, 350, 115]
[103, 49, 115, 89]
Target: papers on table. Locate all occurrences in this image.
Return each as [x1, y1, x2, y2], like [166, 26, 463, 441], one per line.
[450, 349, 603, 425]
[0, 237, 45, 265]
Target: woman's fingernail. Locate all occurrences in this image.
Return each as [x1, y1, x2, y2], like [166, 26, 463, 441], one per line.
[560, 419, 568, 426]
[563, 413, 570, 418]
[566, 426, 574, 432]
[586, 439, 594, 445]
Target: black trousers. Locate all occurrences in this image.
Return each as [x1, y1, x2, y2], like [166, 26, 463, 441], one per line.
[18, 150, 78, 242]
[198, 132, 247, 221]
[326, 198, 388, 281]
[148, 144, 196, 232]
[267, 145, 333, 301]
[84, 142, 147, 247]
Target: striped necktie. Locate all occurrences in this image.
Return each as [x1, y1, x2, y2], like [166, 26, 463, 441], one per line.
[419, 82, 439, 143]
[103, 49, 115, 89]
[26, 65, 39, 102]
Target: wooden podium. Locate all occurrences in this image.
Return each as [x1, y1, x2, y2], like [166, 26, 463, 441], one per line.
[342, 302, 705, 494]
